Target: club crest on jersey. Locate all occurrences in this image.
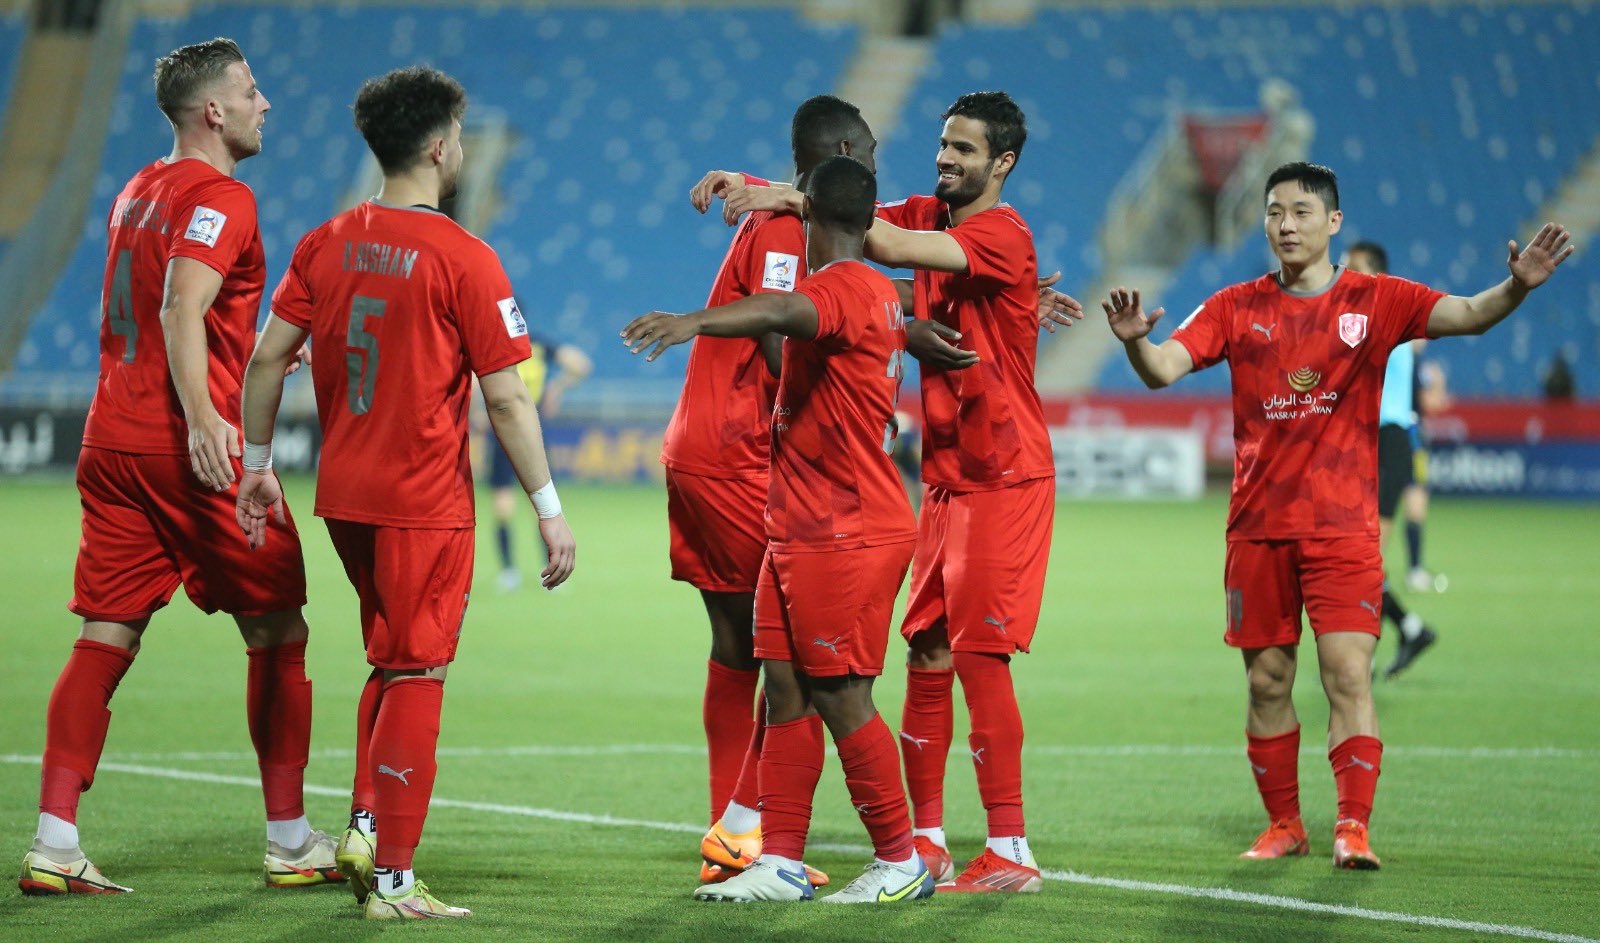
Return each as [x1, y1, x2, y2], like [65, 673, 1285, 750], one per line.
[1338, 312, 1368, 348]
[762, 252, 799, 292]
[497, 297, 528, 339]
[183, 205, 226, 247]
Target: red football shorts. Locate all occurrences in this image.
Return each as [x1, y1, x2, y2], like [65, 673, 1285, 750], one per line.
[902, 476, 1055, 654]
[324, 520, 474, 670]
[70, 446, 306, 622]
[1223, 535, 1384, 649]
[754, 540, 915, 677]
[665, 468, 767, 594]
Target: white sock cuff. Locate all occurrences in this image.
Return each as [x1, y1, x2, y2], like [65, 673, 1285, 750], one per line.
[36, 812, 79, 850]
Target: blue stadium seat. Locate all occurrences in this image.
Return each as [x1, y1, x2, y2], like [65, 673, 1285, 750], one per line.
[17, 4, 857, 383]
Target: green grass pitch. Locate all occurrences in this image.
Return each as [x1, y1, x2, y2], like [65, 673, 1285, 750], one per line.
[2, 475, 1596, 941]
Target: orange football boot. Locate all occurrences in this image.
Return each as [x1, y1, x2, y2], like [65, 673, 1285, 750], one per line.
[936, 850, 1042, 894]
[698, 820, 829, 886]
[1333, 820, 1381, 870]
[914, 836, 954, 883]
[1240, 818, 1310, 859]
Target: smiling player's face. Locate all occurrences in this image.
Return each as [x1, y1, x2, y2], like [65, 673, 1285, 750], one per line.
[1264, 181, 1342, 268]
[933, 116, 996, 208]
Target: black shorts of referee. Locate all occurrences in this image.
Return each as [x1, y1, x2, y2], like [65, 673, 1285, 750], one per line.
[1377, 422, 1416, 519]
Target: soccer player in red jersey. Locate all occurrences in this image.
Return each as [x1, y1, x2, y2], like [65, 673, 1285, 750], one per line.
[1105, 162, 1573, 869]
[673, 96, 873, 888]
[626, 155, 933, 904]
[19, 39, 334, 897]
[709, 91, 1055, 892]
[236, 67, 575, 919]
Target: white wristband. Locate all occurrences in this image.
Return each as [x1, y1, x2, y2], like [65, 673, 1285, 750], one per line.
[529, 480, 562, 519]
[242, 440, 273, 472]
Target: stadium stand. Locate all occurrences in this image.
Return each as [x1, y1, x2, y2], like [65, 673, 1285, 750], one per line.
[872, 4, 1599, 397]
[0, 8, 28, 260]
[12, 3, 858, 395]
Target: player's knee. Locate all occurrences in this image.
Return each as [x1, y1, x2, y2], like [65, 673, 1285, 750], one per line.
[1320, 658, 1372, 703]
[235, 608, 309, 648]
[906, 623, 952, 670]
[1246, 664, 1294, 705]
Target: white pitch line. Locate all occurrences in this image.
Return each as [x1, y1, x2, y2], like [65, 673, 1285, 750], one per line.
[0, 755, 1593, 943]
[37, 743, 1598, 764]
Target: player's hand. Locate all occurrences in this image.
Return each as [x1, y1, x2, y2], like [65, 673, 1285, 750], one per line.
[1507, 222, 1574, 290]
[536, 514, 576, 589]
[235, 468, 286, 550]
[188, 411, 240, 491]
[283, 341, 311, 377]
[720, 184, 797, 226]
[690, 170, 746, 214]
[905, 318, 979, 370]
[1102, 287, 1165, 343]
[621, 311, 698, 362]
[1037, 271, 1084, 333]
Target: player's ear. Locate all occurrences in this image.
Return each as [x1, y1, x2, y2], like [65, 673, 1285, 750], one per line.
[993, 150, 1017, 182]
[1328, 209, 1343, 235]
[838, 139, 852, 158]
[428, 135, 446, 167]
[801, 195, 814, 222]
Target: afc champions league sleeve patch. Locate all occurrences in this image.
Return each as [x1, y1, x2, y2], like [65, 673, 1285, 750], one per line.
[762, 251, 799, 292]
[183, 205, 227, 247]
[497, 297, 529, 339]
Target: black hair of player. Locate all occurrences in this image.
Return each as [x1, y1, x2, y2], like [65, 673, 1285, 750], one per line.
[942, 90, 1027, 166]
[804, 155, 876, 235]
[1265, 162, 1340, 212]
[352, 66, 468, 175]
[791, 95, 872, 173]
[1347, 240, 1389, 274]
[153, 37, 244, 122]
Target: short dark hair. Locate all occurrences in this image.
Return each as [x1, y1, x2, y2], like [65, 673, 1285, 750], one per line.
[352, 66, 468, 174]
[942, 90, 1027, 165]
[791, 95, 870, 171]
[804, 155, 876, 235]
[153, 37, 245, 122]
[1346, 240, 1388, 273]
[1264, 161, 1340, 212]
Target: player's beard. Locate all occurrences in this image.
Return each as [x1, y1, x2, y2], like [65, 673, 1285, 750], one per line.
[935, 162, 992, 210]
[225, 117, 264, 160]
[440, 163, 461, 200]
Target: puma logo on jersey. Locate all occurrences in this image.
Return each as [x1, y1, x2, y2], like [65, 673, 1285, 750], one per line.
[378, 764, 413, 786]
[899, 731, 931, 751]
[1251, 322, 1276, 341]
[813, 636, 844, 654]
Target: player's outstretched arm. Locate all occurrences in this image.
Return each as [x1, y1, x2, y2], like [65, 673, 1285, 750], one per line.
[720, 183, 802, 226]
[160, 257, 237, 491]
[1103, 287, 1193, 389]
[480, 368, 575, 590]
[1427, 222, 1574, 337]
[622, 292, 821, 362]
[864, 217, 970, 273]
[234, 315, 308, 549]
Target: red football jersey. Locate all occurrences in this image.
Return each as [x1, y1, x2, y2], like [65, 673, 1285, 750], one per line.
[875, 196, 1053, 491]
[661, 210, 805, 479]
[83, 159, 266, 454]
[270, 202, 531, 528]
[768, 260, 915, 551]
[1170, 268, 1443, 539]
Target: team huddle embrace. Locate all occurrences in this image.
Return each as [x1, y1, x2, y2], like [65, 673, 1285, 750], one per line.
[21, 34, 1572, 917]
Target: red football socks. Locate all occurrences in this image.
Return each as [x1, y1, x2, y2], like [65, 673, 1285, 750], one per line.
[836, 714, 915, 862]
[369, 677, 444, 870]
[1246, 726, 1302, 822]
[351, 668, 383, 814]
[246, 639, 312, 822]
[900, 667, 954, 829]
[953, 652, 1026, 836]
[1330, 735, 1383, 825]
[757, 714, 825, 861]
[703, 660, 759, 824]
[39, 639, 135, 822]
[729, 690, 767, 812]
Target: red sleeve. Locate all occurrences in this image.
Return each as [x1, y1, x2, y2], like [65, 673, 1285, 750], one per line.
[947, 208, 1032, 289]
[268, 230, 320, 329]
[1169, 288, 1231, 372]
[168, 181, 257, 277]
[1376, 274, 1446, 346]
[794, 268, 860, 351]
[874, 198, 917, 229]
[741, 216, 807, 297]
[454, 243, 533, 377]
[742, 173, 771, 188]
